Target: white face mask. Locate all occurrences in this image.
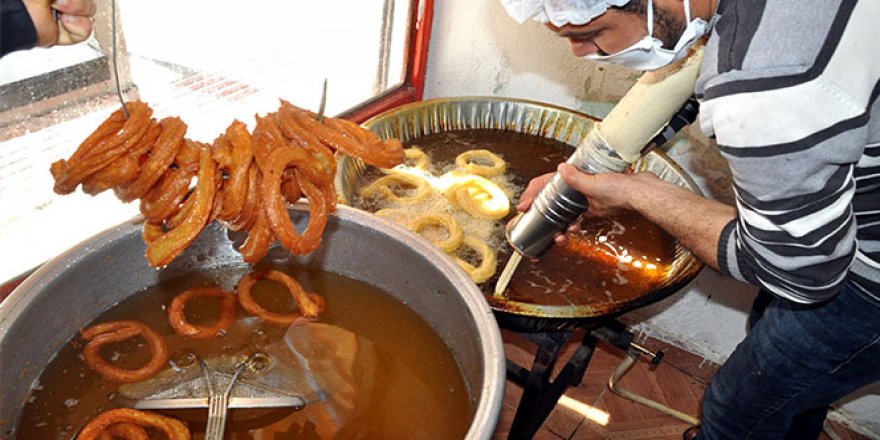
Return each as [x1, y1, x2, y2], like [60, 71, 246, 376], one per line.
[583, 0, 711, 71]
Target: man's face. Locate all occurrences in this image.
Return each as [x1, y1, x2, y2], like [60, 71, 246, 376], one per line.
[546, 9, 647, 57]
[546, 2, 684, 57]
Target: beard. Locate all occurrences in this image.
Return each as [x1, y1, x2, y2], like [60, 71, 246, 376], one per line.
[616, 0, 688, 49]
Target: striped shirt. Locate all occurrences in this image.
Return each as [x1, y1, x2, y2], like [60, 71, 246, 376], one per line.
[694, 0, 880, 304]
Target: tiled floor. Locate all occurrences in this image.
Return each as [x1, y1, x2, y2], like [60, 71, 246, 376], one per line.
[492, 329, 873, 440]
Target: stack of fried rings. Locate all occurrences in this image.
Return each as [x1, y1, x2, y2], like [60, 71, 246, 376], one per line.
[81, 271, 324, 384]
[50, 100, 405, 268]
[365, 148, 506, 283]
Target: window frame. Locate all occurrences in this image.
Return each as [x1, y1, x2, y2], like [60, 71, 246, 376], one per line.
[341, 0, 434, 123]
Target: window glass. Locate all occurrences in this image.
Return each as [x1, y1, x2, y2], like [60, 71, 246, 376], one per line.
[0, 0, 414, 283]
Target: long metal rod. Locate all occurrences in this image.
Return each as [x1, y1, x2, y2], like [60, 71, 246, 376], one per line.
[316, 78, 328, 123]
[607, 352, 700, 425]
[111, 0, 129, 119]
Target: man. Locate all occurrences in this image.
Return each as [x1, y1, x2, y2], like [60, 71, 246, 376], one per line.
[503, 0, 880, 438]
[1, 0, 96, 57]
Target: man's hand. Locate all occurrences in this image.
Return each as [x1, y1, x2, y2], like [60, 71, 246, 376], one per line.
[515, 164, 643, 247]
[24, 0, 96, 48]
[516, 171, 555, 212]
[557, 163, 647, 217]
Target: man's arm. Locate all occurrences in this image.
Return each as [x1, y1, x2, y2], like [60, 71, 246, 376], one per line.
[557, 164, 735, 269]
[1, 0, 38, 56]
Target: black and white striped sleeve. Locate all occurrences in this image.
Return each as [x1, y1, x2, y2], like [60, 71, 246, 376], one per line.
[697, 0, 880, 304]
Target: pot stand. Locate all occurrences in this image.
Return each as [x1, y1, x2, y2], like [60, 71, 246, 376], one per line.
[503, 320, 664, 440]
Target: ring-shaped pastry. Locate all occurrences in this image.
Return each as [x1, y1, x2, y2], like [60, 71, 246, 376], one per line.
[96, 423, 150, 440]
[408, 213, 464, 253]
[455, 149, 506, 177]
[167, 287, 238, 339]
[359, 173, 430, 204]
[383, 146, 431, 174]
[444, 174, 510, 220]
[80, 321, 169, 383]
[450, 236, 497, 283]
[236, 270, 325, 326]
[77, 409, 190, 440]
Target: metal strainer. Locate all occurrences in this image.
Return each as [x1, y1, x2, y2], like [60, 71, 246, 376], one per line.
[115, 348, 316, 412]
[110, 321, 375, 439]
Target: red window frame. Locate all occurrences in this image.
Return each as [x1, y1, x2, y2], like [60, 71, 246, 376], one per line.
[342, 0, 435, 123]
[0, 0, 436, 301]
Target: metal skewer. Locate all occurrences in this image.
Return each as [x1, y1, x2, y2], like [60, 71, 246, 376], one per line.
[110, 0, 129, 119]
[316, 78, 328, 123]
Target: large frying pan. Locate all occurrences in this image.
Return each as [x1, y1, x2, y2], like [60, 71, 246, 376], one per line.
[336, 97, 704, 332]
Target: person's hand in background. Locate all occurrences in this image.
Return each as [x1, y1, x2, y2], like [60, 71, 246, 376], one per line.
[24, 0, 96, 48]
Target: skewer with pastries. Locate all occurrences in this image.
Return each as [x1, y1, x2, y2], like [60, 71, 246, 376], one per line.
[50, 100, 405, 267]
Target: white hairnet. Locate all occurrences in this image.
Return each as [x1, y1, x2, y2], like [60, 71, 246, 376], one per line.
[501, 0, 633, 27]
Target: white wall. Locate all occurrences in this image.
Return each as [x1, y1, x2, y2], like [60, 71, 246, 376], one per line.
[423, 0, 879, 435]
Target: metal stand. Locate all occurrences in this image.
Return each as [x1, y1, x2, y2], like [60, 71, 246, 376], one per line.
[503, 320, 636, 440]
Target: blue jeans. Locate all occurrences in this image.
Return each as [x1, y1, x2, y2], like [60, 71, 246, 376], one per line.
[697, 282, 880, 439]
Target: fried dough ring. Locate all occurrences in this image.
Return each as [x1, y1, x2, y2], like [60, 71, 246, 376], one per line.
[78, 408, 190, 440]
[444, 173, 510, 220]
[51, 103, 153, 195]
[239, 201, 274, 263]
[97, 424, 149, 440]
[145, 144, 216, 268]
[359, 173, 430, 204]
[382, 146, 431, 175]
[236, 270, 325, 326]
[80, 320, 169, 383]
[139, 139, 201, 221]
[450, 236, 497, 284]
[409, 213, 464, 253]
[323, 116, 405, 168]
[403, 147, 430, 170]
[142, 221, 164, 245]
[227, 165, 260, 231]
[167, 288, 237, 339]
[277, 100, 404, 169]
[263, 147, 330, 255]
[81, 154, 140, 196]
[214, 121, 254, 221]
[116, 117, 187, 202]
[455, 149, 507, 177]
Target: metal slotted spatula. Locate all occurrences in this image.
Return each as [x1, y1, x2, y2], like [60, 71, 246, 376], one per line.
[114, 320, 377, 435]
[115, 347, 318, 412]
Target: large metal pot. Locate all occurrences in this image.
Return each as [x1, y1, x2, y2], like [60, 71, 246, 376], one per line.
[0, 204, 505, 439]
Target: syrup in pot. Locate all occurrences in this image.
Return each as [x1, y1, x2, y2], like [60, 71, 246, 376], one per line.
[15, 264, 472, 439]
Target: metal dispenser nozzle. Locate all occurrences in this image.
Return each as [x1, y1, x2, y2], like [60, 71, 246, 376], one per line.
[505, 129, 630, 259]
[505, 95, 701, 259]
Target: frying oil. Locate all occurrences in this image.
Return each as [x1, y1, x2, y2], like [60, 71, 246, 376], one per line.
[356, 129, 677, 306]
[14, 264, 472, 439]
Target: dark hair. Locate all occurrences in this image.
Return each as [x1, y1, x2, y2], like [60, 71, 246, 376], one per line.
[613, 0, 686, 49]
